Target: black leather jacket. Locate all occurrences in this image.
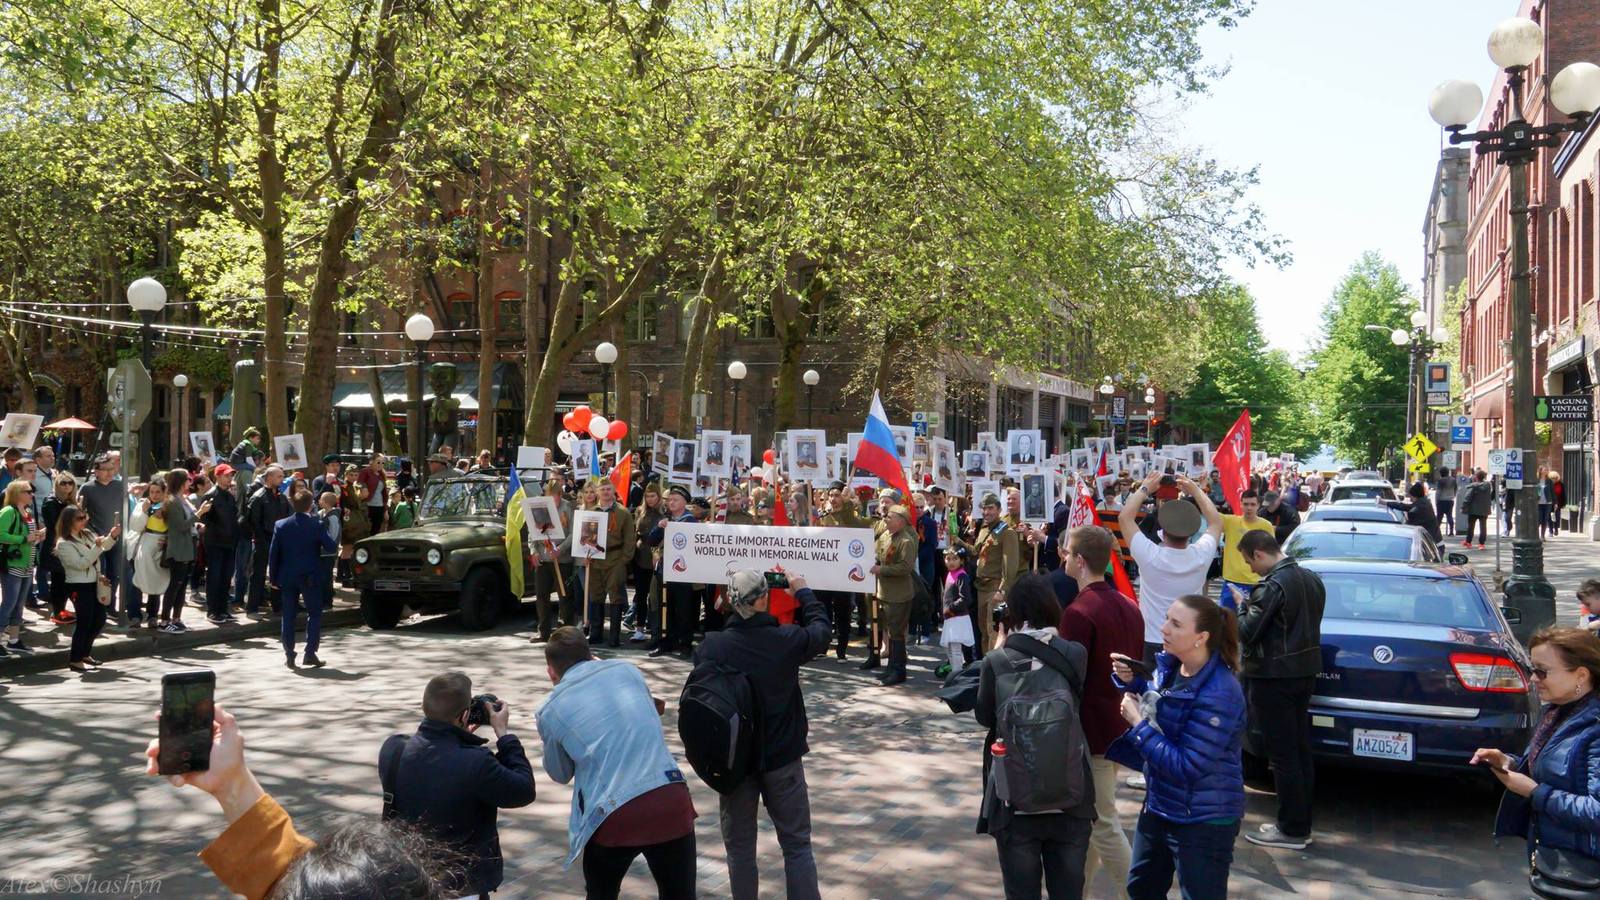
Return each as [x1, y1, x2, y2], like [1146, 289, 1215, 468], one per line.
[1238, 557, 1325, 679]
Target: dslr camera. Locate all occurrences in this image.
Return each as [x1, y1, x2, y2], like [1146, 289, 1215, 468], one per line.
[991, 602, 1009, 632]
[466, 693, 501, 727]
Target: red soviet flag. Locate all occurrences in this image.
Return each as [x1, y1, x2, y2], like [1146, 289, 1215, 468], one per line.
[1213, 410, 1252, 514]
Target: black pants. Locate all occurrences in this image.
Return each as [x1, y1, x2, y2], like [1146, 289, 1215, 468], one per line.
[582, 831, 696, 900]
[1467, 515, 1487, 544]
[664, 581, 697, 652]
[65, 582, 103, 662]
[994, 813, 1092, 900]
[1436, 500, 1454, 535]
[161, 561, 193, 621]
[821, 590, 852, 654]
[248, 538, 279, 613]
[1246, 676, 1316, 837]
[204, 545, 236, 617]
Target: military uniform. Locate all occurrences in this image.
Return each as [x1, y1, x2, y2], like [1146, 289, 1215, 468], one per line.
[722, 509, 756, 526]
[875, 527, 918, 638]
[586, 504, 637, 645]
[531, 498, 575, 638]
[956, 518, 1020, 654]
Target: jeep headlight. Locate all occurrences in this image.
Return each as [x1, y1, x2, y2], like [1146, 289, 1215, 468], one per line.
[426, 548, 443, 566]
[354, 548, 369, 564]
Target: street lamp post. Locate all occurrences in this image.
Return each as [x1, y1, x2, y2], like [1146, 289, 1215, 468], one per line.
[173, 373, 189, 463]
[803, 368, 820, 428]
[405, 313, 435, 488]
[127, 277, 167, 477]
[594, 341, 618, 419]
[1428, 17, 1600, 627]
[727, 360, 747, 432]
[1098, 376, 1115, 442]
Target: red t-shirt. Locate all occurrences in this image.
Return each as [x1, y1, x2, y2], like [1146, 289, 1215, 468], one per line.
[590, 782, 697, 848]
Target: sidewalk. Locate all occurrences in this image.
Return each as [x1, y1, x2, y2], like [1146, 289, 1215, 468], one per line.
[1450, 527, 1594, 625]
[0, 587, 365, 677]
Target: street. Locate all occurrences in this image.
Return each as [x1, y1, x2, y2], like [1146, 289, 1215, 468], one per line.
[0, 574, 1557, 899]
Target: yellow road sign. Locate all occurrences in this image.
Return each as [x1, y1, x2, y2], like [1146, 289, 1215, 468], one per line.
[1409, 460, 1431, 474]
[1403, 433, 1439, 462]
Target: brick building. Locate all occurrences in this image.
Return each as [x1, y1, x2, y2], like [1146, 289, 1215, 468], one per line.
[1453, 0, 1600, 537]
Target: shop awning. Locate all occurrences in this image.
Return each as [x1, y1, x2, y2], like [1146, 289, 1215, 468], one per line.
[215, 391, 232, 420]
[332, 363, 521, 413]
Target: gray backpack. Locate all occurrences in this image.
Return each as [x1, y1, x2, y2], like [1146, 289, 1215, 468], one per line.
[994, 633, 1092, 813]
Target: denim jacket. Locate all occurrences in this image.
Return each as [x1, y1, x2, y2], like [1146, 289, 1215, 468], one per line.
[536, 658, 686, 867]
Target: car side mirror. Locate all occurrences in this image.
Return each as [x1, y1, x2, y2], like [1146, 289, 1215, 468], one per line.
[1447, 552, 1469, 565]
[1500, 605, 1522, 625]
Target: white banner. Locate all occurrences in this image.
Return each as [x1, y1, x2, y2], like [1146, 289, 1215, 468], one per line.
[662, 522, 878, 593]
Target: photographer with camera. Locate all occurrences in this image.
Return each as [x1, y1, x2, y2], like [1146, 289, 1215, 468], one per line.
[378, 672, 536, 897]
[692, 568, 831, 900]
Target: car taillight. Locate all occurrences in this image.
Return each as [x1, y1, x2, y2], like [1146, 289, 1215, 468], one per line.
[1449, 652, 1527, 693]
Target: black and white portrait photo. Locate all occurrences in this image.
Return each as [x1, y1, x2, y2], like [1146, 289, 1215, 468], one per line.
[1008, 429, 1041, 470]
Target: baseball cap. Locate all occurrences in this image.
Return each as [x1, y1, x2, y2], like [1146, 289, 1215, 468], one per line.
[213, 463, 236, 478]
[726, 570, 770, 619]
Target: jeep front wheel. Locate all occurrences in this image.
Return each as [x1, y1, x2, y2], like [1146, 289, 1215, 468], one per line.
[458, 567, 505, 631]
[360, 590, 403, 630]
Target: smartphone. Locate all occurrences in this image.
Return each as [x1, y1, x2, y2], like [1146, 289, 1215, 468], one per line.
[1111, 653, 1154, 680]
[764, 571, 790, 590]
[158, 669, 216, 776]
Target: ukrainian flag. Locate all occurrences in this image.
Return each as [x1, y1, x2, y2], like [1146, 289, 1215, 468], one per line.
[505, 466, 527, 597]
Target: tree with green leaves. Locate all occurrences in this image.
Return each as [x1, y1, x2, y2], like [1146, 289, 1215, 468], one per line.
[1303, 253, 1415, 466]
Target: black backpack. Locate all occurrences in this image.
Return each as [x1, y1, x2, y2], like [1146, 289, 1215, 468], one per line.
[993, 633, 1092, 813]
[678, 660, 762, 793]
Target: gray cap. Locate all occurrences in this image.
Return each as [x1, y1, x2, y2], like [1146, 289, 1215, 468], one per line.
[1157, 498, 1204, 540]
[726, 570, 770, 619]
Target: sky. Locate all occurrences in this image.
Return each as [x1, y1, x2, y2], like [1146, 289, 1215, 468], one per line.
[1176, 0, 1517, 360]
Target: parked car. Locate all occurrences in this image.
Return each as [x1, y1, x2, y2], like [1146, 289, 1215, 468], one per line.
[1304, 500, 1406, 525]
[1244, 559, 1536, 776]
[1284, 521, 1444, 563]
[351, 472, 535, 631]
[1326, 480, 1399, 503]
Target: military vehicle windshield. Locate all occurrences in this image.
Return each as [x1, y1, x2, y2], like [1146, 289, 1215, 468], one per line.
[419, 478, 508, 520]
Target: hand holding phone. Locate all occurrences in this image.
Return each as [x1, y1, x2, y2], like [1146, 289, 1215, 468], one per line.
[158, 669, 216, 776]
[1110, 653, 1153, 684]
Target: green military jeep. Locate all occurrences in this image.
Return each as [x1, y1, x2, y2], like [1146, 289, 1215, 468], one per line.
[352, 472, 536, 631]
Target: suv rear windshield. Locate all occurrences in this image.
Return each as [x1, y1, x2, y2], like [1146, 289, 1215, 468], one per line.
[1330, 484, 1395, 502]
[420, 480, 508, 519]
[1319, 573, 1489, 628]
[1288, 532, 1413, 561]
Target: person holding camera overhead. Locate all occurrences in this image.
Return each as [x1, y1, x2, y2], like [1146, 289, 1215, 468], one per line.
[378, 671, 536, 899]
[1108, 594, 1247, 900]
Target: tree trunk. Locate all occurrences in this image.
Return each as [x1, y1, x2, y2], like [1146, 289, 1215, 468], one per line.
[291, 0, 416, 465]
[675, 249, 723, 434]
[524, 269, 582, 446]
[255, 0, 290, 440]
[0, 323, 38, 414]
[363, 333, 398, 454]
[475, 171, 499, 458]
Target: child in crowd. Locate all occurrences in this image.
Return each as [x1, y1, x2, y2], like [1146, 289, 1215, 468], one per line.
[317, 491, 341, 609]
[936, 546, 975, 678]
[1580, 579, 1600, 635]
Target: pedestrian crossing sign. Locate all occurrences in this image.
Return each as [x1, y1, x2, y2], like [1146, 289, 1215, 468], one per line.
[1409, 460, 1431, 474]
[1403, 433, 1439, 462]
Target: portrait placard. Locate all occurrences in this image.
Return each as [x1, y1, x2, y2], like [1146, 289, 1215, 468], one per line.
[931, 438, 959, 493]
[522, 495, 565, 541]
[189, 431, 218, 461]
[273, 434, 307, 470]
[571, 509, 608, 560]
[700, 430, 732, 478]
[963, 450, 990, 479]
[786, 429, 826, 482]
[669, 439, 698, 477]
[1019, 471, 1051, 526]
[1008, 429, 1042, 470]
[0, 413, 42, 450]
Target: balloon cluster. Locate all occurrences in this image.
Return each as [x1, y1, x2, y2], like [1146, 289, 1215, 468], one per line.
[556, 405, 629, 456]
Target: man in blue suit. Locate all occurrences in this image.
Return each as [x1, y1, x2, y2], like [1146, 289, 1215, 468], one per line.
[269, 488, 338, 669]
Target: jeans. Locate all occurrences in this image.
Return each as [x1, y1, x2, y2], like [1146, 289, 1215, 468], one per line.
[994, 812, 1092, 900]
[719, 759, 821, 900]
[98, 551, 126, 619]
[161, 561, 192, 621]
[204, 544, 236, 617]
[65, 582, 104, 661]
[1246, 676, 1316, 837]
[1, 570, 31, 628]
[1085, 756, 1132, 898]
[1538, 504, 1553, 536]
[232, 537, 254, 608]
[1126, 810, 1237, 900]
[279, 573, 324, 657]
[1436, 500, 1454, 535]
[581, 832, 696, 900]
[1466, 515, 1487, 545]
[34, 557, 51, 606]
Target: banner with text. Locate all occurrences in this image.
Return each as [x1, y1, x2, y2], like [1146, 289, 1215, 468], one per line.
[662, 522, 878, 593]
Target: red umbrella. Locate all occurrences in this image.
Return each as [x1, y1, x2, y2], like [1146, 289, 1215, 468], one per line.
[42, 416, 97, 463]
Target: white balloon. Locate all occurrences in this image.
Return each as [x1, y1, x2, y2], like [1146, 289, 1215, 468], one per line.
[587, 415, 610, 440]
[750, 466, 765, 480]
[556, 429, 575, 455]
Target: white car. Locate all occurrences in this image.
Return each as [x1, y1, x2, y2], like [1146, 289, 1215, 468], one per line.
[1326, 480, 1398, 504]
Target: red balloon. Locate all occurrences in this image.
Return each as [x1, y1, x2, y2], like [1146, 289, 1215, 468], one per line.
[562, 411, 578, 432]
[570, 405, 593, 431]
[608, 420, 629, 442]
[762, 449, 776, 465]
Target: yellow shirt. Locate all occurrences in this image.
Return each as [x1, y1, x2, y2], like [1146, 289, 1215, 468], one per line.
[144, 512, 169, 534]
[1221, 514, 1273, 584]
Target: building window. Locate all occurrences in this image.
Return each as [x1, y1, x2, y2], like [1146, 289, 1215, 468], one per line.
[627, 288, 659, 342]
[746, 304, 776, 340]
[496, 292, 523, 335]
[575, 280, 600, 332]
[447, 293, 475, 331]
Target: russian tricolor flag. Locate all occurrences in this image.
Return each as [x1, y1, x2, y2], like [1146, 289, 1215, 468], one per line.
[854, 391, 912, 502]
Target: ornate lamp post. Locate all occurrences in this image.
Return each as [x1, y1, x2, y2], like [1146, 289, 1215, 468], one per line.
[727, 360, 747, 432]
[127, 277, 167, 476]
[1427, 16, 1600, 626]
[173, 373, 189, 463]
[594, 341, 618, 418]
[803, 368, 820, 428]
[405, 312, 435, 486]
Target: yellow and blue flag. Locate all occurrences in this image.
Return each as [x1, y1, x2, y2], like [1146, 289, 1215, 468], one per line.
[505, 465, 526, 597]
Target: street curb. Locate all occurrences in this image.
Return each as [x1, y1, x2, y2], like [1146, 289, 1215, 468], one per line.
[1, 607, 367, 677]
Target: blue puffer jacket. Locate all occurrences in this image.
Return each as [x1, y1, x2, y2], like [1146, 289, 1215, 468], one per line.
[1494, 694, 1600, 861]
[1106, 650, 1247, 824]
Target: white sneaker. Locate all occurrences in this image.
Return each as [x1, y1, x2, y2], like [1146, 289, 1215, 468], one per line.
[1245, 824, 1312, 850]
[1125, 773, 1146, 790]
[629, 629, 648, 643]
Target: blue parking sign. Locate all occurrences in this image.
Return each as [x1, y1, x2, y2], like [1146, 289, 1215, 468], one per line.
[1449, 415, 1472, 450]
